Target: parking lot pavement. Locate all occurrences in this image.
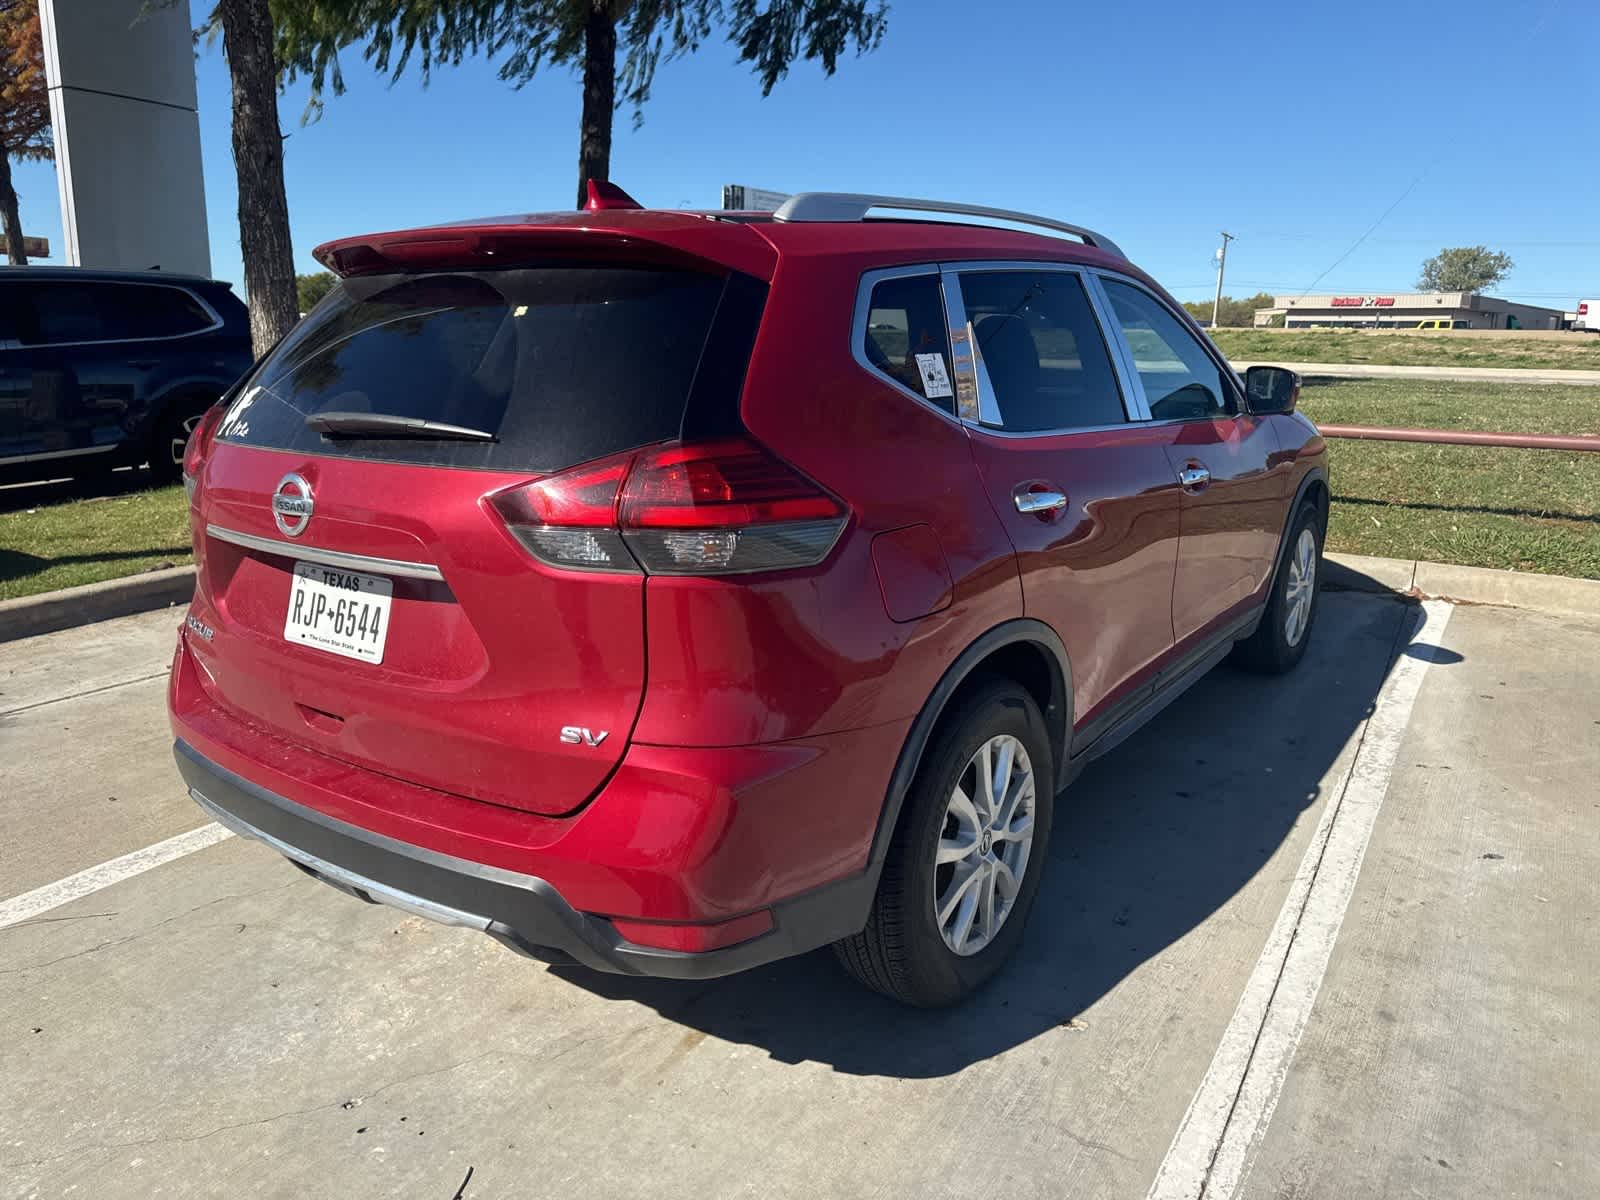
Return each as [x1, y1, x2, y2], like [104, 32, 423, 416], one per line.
[1, 591, 1595, 1199]
[1240, 602, 1600, 1200]
[0, 609, 201, 896]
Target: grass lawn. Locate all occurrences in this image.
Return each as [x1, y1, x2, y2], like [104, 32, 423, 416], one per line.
[0, 481, 192, 602]
[0, 378, 1595, 604]
[1299, 379, 1600, 579]
[1211, 327, 1600, 372]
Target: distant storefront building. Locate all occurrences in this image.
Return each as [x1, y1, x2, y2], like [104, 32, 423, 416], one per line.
[1253, 292, 1565, 330]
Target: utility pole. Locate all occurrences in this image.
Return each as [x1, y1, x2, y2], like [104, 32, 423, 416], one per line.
[1211, 231, 1235, 329]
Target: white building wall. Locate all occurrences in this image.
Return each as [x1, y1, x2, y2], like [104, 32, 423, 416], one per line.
[39, 0, 211, 277]
[1271, 292, 1564, 330]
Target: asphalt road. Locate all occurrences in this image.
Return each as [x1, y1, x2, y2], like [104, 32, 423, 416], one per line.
[2, 588, 1595, 1199]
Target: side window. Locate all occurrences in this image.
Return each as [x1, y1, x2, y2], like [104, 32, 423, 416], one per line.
[108, 286, 216, 339]
[1101, 279, 1236, 420]
[0, 284, 23, 342]
[957, 269, 1125, 432]
[860, 273, 955, 414]
[14, 283, 214, 346]
[22, 283, 110, 346]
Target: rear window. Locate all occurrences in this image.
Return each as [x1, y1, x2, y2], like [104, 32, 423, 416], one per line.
[217, 266, 731, 472]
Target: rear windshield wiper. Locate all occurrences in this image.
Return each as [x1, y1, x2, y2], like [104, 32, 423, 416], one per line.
[305, 412, 497, 442]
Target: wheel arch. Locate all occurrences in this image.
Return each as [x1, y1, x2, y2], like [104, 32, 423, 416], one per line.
[1296, 468, 1330, 536]
[1275, 466, 1330, 577]
[866, 620, 1073, 878]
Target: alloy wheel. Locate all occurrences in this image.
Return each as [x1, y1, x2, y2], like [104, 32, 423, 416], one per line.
[1284, 527, 1318, 647]
[933, 733, 1036, 956]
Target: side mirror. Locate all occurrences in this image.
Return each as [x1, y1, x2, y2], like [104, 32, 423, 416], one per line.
[1245, 365, 1301, 415]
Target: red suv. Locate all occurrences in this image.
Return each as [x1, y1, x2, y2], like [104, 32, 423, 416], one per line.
[170, 188, 1327, 1006]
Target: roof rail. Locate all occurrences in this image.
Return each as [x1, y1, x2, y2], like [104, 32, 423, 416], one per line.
[771, 192, 1125, 259]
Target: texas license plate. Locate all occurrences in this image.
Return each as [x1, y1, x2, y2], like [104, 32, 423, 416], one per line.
[283, 561, 392, 663]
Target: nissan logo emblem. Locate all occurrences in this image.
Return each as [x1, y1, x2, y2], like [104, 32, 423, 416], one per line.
[272, 473, 314, 537]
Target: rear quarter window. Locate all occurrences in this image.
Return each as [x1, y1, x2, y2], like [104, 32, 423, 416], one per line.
[859, 273, 955, 413]
[218, 266, 732, 473]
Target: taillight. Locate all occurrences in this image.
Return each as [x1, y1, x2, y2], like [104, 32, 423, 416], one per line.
[620, 440, 846, 574]
[490, 438, 847, 576]
[491, 455, 637, 573]
[182, 404, 226, 503]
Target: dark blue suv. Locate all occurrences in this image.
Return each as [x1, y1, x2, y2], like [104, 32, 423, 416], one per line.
[0, 268, 253, 486]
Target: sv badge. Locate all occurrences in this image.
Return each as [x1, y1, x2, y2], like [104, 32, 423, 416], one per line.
[559, 726, 609, 747]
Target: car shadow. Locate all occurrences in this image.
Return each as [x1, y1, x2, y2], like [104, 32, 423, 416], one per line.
[551, 589, 1440, 1078]
[0, 466, 161, 514]
[0, 545, 191, 586]
[1336, 493, 1600, 526]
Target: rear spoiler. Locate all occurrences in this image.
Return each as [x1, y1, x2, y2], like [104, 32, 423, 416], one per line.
[312, 214, 777, 281]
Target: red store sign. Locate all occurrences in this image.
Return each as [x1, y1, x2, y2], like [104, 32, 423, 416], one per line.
[1330, 296, 1396, 308]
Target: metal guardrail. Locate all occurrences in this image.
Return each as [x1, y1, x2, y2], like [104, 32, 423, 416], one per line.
[1318, 425, 1600, 453]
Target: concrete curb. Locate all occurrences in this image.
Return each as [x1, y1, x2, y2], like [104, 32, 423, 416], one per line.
[1325, 552, 1600, 618]
[0, 566, 195, 644]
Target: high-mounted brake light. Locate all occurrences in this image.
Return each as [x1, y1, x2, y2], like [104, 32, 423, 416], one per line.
[182, 404, 226, 503]
[489, 438, 847, 576]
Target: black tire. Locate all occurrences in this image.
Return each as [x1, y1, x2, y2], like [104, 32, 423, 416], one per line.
[147, 400, 210, 486]
[1232, 502, 1323, 674]
[834, 679, 1055, 1007]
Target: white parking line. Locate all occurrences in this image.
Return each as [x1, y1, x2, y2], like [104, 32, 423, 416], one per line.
[0, 823, 233, 930]
[1147, 599, 1454, 1200]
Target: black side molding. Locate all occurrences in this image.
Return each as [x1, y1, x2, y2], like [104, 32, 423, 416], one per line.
[864, 619, 1073, 880]
[173, 738, 871, 980]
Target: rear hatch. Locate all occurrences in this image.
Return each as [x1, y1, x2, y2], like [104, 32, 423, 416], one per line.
[190, 228, 770, 816]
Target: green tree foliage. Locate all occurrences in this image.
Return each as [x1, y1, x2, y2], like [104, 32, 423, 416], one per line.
[296, 270, 337, 311]
[1417, 246, 1514, 294]
[271, 0, 888, 207]
[1182, 292, 1276, 328]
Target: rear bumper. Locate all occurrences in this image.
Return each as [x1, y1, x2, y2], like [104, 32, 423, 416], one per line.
[175, 738, 874, 979]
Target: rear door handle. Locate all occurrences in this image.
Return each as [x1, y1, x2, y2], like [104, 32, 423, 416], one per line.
[1178, 465, 1211, 490]
[1014, 487, 1069, 515]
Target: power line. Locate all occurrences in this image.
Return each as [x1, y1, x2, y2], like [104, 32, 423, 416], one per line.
[1238, 235, 1600, 249]
[1294, 177, 1429, 298]
[1291, 0, 1567, 298]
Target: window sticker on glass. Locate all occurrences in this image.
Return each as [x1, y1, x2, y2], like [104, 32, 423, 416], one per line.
[914, 352, 954, 399]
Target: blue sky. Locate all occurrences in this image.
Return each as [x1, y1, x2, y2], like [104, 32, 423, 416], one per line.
[11, 0, 1598, 305]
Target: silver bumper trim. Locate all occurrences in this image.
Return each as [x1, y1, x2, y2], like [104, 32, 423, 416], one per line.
[189, 786, 491, 932]
[204, 523, 446, 582]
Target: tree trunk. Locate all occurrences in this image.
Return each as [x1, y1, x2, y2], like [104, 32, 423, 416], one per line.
[218, 0, 298, 357]
[576, 0, 617, 209]
[0, 153, 27, 266]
